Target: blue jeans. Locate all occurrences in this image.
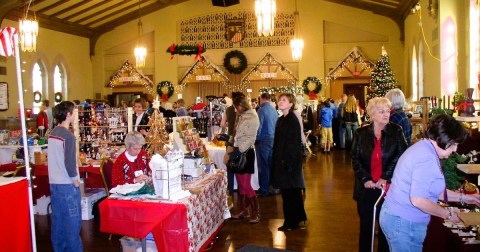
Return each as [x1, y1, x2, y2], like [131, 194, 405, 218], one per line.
[50, 184, 83, 252]
[338, 121, 346, 148]
[345, 122, 358, 148]
[379, 204, 427, 252]
[255, 139, 274, 196]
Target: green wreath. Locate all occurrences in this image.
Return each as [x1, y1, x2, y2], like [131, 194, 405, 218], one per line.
[54, 92, 63, 103]
[157, 81, 175, 101]
[223, 50, 248, 74]
[33, 91, 42, 103]
[302, 77, 322, 95]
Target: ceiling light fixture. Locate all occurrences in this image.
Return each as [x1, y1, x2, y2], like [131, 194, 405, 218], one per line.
[290, 0, 303, 61]
[134, 1, 146, 69]
[255, 0, 276, 36]
[19, 0, 38, 52]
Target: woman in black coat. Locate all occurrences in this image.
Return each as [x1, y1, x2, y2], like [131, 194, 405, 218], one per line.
[271, 93, 307, 231]
[351, 97, 408, 252]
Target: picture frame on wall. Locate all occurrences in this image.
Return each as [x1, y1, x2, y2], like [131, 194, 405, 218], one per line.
[415, 104, 423, 114]
[0, 82, 8, 111]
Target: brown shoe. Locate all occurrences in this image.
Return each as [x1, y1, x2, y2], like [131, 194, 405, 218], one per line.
[248, 196, 260, 224]
[230, 195, 250, 219]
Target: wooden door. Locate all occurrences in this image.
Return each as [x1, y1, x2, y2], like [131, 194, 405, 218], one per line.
[344, 84, 368, 110]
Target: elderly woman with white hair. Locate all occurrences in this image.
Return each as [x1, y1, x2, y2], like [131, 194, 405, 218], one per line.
[351, 97, 408, 252]
[112, 131, 151, 187]
[385, 88, 412, 145]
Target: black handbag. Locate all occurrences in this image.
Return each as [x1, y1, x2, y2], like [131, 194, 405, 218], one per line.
[226, 148, 249, 173]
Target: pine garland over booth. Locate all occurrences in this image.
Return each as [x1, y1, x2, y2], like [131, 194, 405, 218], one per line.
[166, 44, 206, 60]
[157, 81, 175, 102]
[302, 77, 322, 100]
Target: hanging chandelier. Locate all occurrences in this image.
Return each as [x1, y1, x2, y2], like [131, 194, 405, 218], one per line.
[290, 1, 303, 61]
[255, 0, 276, 36]
[134, 1, 146, 69]
[134, 20, 147, 68]
[19, 1, 38, 52]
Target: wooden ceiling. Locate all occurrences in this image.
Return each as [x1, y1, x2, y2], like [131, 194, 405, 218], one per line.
[0, 0, 418, 54]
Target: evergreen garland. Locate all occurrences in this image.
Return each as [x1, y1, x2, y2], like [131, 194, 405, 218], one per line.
[441, 152, 467, 190]
[166, 44, 206, 56]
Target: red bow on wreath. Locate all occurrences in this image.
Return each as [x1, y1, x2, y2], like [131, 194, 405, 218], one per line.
[308, 91, 317, 100]
[161, 94, 168, 102]
[169, 43, 176, 59]
[195, 44, 204, 61]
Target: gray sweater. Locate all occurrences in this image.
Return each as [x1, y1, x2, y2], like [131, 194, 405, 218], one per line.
[48, 126, 79, 184]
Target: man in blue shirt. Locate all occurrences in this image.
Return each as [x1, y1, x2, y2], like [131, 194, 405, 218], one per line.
[255, 93, 278, 196]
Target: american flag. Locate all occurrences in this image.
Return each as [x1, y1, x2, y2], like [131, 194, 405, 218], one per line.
[231, 31, 243, 43]
[0, 26, 17, 57]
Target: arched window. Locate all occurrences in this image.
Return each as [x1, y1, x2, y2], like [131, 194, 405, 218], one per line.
[54, 64, 67, 104]
[32, 62, 46, 114]
[418, 43, 424, 99]
[470, 0, 480, 98]
[441, 17, 457, 96]
[412, 46, 418, 101]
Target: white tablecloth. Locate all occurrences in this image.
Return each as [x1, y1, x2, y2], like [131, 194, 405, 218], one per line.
[205, 144, 259, 190]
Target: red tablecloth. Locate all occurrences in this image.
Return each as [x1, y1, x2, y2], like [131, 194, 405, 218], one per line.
[100, 200, 189, 251]
[100, 171, 228, 252]
[0, 178, 32, 252]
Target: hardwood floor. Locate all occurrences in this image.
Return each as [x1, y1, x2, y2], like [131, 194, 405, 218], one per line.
[35, 147, 360, 252]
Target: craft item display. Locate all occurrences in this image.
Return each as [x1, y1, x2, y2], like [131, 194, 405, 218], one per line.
[78, 107, 129, 160]
[149, 150, 188, 199]
[145, 103, 170, 156]
[183, 156, 205, 177]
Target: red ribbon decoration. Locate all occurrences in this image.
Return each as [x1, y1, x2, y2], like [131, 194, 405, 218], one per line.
[161, 94, 168, 102]
[169, 43, 175, 59]
[308, 91, 317, 100]
[195, 43, 204, 61]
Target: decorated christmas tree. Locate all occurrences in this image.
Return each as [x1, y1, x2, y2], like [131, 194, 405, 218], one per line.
[367, 47, 398, 101]
[145, 97, 170, 156]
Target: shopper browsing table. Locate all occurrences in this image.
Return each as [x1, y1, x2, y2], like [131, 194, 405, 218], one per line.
[380, 114, 480, 251]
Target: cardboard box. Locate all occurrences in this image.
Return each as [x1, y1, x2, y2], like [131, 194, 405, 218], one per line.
[81, 188, 106, 220]
[119, 236, 157, 252]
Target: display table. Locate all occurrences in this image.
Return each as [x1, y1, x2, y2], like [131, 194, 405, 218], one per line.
[205, 143, 259, 190]
[0, 177, 32, 252]
[423, 216, 480, 252]
[100, 170, 228, 252]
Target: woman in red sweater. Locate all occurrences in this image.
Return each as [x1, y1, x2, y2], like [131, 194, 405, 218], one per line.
[112, 131, 151, 187]
[37, 102, 49, 137]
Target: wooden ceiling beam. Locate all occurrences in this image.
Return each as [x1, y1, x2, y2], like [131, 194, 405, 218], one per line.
[36, 0, 67, 13]
[74, 0, 134, 25]
[61, 0, 115, 21]
[82, 1, 140, 27]
[4, 9, 93, 38]
[0, 0, 23, 25]
[49, 0, 95, 17]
